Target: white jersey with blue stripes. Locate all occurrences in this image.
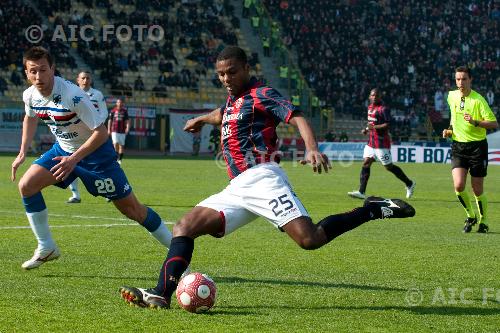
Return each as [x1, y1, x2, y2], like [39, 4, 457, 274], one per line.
[23, 76, 105, 153]
[84, 86, 108, 124]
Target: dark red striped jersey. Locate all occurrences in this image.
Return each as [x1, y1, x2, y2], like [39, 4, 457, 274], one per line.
[220, 78, 295, 179]
[367, 103, 391, 149]
[109, 107, 129, 133]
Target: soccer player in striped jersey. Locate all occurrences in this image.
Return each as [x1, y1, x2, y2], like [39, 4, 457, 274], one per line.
[11, 47, 173, 270]
[66, 71, 108, 204]
[119, 46, 416, 309]
[348, 88, 415, 200]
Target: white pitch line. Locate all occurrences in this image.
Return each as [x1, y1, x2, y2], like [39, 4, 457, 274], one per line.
[0, 223, 139, 230]
[0, 209, 175, 229]
[0, 209, 129, 221]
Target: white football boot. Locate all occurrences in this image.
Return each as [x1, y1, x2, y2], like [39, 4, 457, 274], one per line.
[347, 190, 366, 199]
[406, 181, 416, 199]
[22, 247, 61, 270]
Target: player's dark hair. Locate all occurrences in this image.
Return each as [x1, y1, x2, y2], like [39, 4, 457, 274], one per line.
[455, 66, 472, 78]
[216, 46, 248, 65]
[23, 46, 54, 69]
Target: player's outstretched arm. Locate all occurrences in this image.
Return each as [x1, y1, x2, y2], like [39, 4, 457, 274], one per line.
[50, 124, 108, 181]
[184, 108, 222, 133]
[289, 113, 331, 174]
[11, 115, 38, 181]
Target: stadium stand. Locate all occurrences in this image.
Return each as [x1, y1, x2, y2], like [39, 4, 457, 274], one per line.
[1, 0, 262, 109]
[1, 0, 498, 147]
[261, 0, 499, 141]
[0, 0, 78, 102]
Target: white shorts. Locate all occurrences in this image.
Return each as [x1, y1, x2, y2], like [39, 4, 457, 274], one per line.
[111, 132, 126, 146]
[363, 145, 393, 165]
[197, 162, 309, 237]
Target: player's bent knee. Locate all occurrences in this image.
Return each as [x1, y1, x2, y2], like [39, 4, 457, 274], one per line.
[173, 209, 221, 238]
[296, 237, 322, 250]
[173, 219, 198, 237]
[18, 177, 37, 197]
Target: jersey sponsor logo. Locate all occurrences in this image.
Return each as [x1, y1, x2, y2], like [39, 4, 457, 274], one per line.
[222, 112, 243, 123]
[51, 128, 79, 139]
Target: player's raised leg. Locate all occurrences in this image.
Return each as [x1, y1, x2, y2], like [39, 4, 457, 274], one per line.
[18, 164, 61, 269]
[384, 163, 415, 198]
[284, 197, 415, 249]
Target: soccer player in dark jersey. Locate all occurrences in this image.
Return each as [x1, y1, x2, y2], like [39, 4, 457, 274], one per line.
[118, 46, 416, 309]
[348, 88, 416, 200]
[108, 99, 130, 164]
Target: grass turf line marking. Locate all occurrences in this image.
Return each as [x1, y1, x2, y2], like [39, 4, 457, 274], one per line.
[0, 209, 175, 229]
[0, 223, 139, 230]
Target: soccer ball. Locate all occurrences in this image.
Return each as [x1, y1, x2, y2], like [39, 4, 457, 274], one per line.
[176, 272, 217, 313]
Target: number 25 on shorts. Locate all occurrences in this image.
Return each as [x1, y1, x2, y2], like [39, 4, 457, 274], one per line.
[269, 194, 294, 217]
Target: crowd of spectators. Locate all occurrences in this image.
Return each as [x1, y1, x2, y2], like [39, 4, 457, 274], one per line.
[264, 0, 500, 129]
[40, 0, 240, 96]
[0, 0, 77, 91]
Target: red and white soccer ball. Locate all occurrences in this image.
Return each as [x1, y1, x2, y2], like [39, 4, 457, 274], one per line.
[176, 272, 217, 313]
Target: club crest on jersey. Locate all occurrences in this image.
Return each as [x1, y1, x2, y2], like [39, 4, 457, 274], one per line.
[234, 97, 244, 109]
[72, 96, 83, 106]
[53, 94, 62, 105]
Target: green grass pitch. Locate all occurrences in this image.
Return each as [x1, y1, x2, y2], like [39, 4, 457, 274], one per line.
[0, 154, 499, 332]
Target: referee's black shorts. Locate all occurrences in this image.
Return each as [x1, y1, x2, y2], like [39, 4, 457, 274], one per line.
[451, 139, 488, 177]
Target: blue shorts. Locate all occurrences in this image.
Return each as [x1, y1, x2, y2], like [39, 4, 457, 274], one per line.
[34, 140, 132, 200]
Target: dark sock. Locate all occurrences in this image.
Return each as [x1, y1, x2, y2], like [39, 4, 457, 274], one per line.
[318, 206, 378, 242]
[119, 153, 123, 161]
[388, 165, 412, 187]
[155, 236, 194, 299]
[359, 167, 370, 193]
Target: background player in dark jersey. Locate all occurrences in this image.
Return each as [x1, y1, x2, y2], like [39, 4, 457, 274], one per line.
[118, 46, 416, 309]
[108, 99, 130, 164]
[348, 88, 416, 199]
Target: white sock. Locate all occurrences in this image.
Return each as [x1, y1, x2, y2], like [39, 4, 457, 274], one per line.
[150, 222, 172, 248]
[69, 179, 80, 199]
[26, 209, 56, 250]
